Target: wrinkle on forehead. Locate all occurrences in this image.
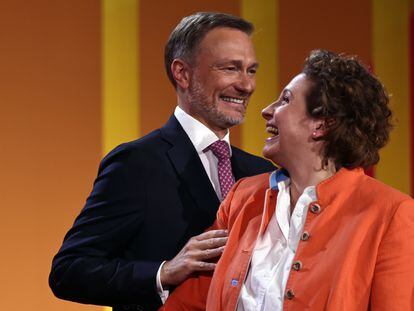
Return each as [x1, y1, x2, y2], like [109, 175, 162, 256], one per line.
[194, 27, 256, 65]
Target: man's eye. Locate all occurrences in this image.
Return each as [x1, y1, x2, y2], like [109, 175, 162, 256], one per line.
[248, 68, 257, 75]
[224, 67, 237, 71]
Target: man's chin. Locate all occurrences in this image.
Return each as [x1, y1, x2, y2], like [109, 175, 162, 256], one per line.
[220, 115, 244, 128]
[221, 110, 245, 125]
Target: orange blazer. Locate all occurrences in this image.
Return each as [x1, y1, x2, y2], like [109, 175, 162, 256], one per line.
[162, 168, 414, 310]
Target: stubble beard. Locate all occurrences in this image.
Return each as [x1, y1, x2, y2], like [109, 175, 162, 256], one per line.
[188, 79, 246, 130]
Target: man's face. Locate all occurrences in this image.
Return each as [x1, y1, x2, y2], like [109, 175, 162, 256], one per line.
[186, 27, 257, 133]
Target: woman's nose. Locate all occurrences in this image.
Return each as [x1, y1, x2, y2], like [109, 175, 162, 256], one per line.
[262, 102, 275, 120]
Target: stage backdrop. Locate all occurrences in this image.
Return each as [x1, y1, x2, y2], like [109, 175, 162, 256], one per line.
[0, 0, 411, 310]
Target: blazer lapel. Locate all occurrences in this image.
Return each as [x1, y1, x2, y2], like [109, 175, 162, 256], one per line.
[160, 115, 220, 220]
[230, 147, 251, 181]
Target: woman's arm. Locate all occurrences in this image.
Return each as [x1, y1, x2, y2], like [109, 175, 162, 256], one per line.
[370, 199, 414, 310]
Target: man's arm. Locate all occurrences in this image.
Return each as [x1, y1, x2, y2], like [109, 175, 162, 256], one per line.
[160, 179, 242, 310]
[49, 145, 161, 306]
[49, 144, 229, 307]
[160, 229, 228, 287]
[370, 199, 414, 310]
[159, 223, 227, 310]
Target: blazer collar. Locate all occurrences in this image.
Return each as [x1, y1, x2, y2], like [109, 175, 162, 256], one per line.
[230, 147, 262, 181]
[316, 167, 365, 209]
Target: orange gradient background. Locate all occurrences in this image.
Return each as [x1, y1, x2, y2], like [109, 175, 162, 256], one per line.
[0, 0, 411, 310]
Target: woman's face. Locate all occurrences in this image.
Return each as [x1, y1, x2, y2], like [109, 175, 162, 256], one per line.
[262, 73, 321, 168]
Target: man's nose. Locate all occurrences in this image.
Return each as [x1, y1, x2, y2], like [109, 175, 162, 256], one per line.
[235, 73, 255, 94]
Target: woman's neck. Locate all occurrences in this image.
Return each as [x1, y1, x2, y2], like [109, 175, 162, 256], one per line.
[288, 160, 336, 209]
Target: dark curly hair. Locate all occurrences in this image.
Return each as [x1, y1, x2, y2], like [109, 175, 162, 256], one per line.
[303, 49, 392, 169]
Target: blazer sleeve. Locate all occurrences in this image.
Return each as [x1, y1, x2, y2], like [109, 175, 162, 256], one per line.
[160, 179, 244, 311]
[370, 198, 414, 310]
[49, 145, 162, 306]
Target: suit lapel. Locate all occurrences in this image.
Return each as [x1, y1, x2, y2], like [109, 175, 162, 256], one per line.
[231, 147, 251, 181]
[160, 115, 220, 220]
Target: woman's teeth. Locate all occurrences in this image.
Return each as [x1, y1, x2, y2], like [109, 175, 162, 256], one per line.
[266, 126, 279, 137]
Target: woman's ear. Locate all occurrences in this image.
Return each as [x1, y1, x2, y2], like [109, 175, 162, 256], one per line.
[311, 120, 327, 140]
[311, 118, 335, 140]
[171, 59, 191, 89]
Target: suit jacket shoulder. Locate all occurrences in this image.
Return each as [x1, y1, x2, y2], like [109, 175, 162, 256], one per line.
[230, 146, 275, 180]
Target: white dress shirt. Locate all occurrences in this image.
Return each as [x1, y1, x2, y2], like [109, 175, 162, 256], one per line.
[174, 105, 231, 201]
[156, 106, 232, 302]
[237, 178, 316, 311]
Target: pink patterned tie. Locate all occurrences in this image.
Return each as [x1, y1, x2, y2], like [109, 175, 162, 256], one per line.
[207, 140, 235, 200]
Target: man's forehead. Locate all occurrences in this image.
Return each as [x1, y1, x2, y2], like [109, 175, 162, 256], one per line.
[199, 27, 252, 44]
[196, 30, 254, 54]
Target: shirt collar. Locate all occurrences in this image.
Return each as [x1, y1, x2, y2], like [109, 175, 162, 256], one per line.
[174, 106, 231, 155]
[269, 168, 290, 190]
[269, 168, 317, 201]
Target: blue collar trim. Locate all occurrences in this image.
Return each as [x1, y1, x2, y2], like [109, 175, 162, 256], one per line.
[269, 168, 289, 190]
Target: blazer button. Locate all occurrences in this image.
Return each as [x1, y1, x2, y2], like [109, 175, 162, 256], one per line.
[285, 288, 295, 300]
[292, 260, 302, 271]
[301, 231, 310, 241]
[310, 203, 321, 214]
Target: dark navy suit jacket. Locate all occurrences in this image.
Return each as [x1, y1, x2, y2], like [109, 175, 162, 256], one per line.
[49, 115, 275, 311]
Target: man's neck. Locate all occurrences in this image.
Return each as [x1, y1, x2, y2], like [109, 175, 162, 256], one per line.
[176, 104, 228, 139]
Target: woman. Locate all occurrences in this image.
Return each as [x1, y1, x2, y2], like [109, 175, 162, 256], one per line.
[162, 50, 414, 310]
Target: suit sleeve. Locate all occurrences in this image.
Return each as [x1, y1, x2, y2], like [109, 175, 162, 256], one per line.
[160, 179, 244, 311]
[370, 199, 414, 310]
[49, 145, 162, 306]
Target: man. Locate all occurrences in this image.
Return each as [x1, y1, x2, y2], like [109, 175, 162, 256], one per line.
[49, 12, 274, 311]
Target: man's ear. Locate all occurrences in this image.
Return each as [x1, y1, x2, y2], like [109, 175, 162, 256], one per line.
[171, 59, 191, 90]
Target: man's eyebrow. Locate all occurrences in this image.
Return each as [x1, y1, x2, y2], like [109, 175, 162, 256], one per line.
[250, 62, 259, 69]
[214, 60, 259, 68]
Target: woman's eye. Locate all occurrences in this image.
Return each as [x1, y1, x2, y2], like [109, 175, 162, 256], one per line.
[281, 95, 290, 104]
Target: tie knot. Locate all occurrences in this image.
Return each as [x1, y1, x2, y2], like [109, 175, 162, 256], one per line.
[208, 140, 231, 160]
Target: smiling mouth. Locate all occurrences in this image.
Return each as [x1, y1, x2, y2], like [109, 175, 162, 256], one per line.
[220, 96, 245, 105]
[266, 125, 279, 138]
